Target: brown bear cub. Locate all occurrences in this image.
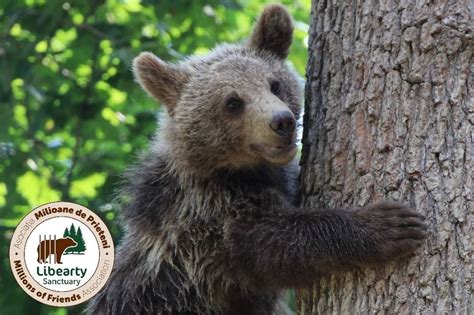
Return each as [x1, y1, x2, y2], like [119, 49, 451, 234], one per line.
[87, 5, 427, 315]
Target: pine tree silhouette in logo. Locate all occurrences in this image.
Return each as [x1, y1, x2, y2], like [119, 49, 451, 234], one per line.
[63, 223, 87, 255]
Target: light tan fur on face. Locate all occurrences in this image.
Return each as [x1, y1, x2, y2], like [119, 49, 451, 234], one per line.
[245, 92, 297, 165]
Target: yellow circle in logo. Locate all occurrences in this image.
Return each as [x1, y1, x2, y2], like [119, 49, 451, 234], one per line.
[9, 201, 114, 307]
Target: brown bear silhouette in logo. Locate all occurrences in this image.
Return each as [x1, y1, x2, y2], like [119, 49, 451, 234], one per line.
[37, 236, 77, 264]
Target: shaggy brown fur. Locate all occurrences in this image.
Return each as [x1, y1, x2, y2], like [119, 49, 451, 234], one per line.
[87, 5, 427, 315]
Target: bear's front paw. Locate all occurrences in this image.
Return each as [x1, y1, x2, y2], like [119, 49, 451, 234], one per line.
[355, 202, 428, 264]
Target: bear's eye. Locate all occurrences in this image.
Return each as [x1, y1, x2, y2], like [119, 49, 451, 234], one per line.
[270, 80, 281, 96]
[225, 97, 244, 114]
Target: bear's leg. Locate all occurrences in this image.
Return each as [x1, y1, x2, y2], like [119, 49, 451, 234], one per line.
[37, 242, 46, 263]
[40, 248, 46, 263]
[56, 251, 63, 264]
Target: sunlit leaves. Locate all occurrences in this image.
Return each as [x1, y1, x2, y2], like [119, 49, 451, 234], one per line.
[44, 118, 55, 130]
[9, 23, 22, 37]
[35, 40, 48, 53]
[41, 55, 60, 72]
[100, 39, 113, 54]
[101, 107, 120, 126]
[70, 9, 84, 25]
[51, 28, 77, 53]
[25, 0, 46, 6]
[16, 171, 61, 207]
[141, 24, 159, 38]
[13, 105, 28, 129]
[75, 63, 92, 86]
[70, 173, 106, 198]
[0, 183, 7, 207]
[58, 83, 70, 95]
[11, 79, 25, 100]
[108, 88, 127, 107]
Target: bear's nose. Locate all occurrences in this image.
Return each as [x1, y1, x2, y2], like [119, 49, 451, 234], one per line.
[270, 111, 296, 136]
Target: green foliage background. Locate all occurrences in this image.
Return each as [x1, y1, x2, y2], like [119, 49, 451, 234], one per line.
[0, 0, 309, 313]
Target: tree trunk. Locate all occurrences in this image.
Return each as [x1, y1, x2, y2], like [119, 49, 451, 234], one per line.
[298, 0, 472, 314]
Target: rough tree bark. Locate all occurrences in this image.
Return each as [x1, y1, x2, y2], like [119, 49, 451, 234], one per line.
[298, 0, 472, 314]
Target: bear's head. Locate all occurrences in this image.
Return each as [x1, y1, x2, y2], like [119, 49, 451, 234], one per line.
[133, 5, 301, 175]
[64, 237, 77, 248]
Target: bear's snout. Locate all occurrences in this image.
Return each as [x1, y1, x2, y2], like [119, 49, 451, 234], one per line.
[270, 111, 296, 138]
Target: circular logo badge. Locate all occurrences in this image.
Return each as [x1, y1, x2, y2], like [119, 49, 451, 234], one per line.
[9, 201, 114, 307]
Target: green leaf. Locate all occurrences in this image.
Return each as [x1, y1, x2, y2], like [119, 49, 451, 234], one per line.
[70, 173, 106, 198]
[16, 171, 61, 206]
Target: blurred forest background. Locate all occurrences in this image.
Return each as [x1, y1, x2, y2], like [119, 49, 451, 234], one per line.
[0, 0, 309, 313]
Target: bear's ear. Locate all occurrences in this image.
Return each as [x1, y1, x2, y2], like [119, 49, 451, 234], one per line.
[249, 4, 294, 59]
[133, 52, 189, 115]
